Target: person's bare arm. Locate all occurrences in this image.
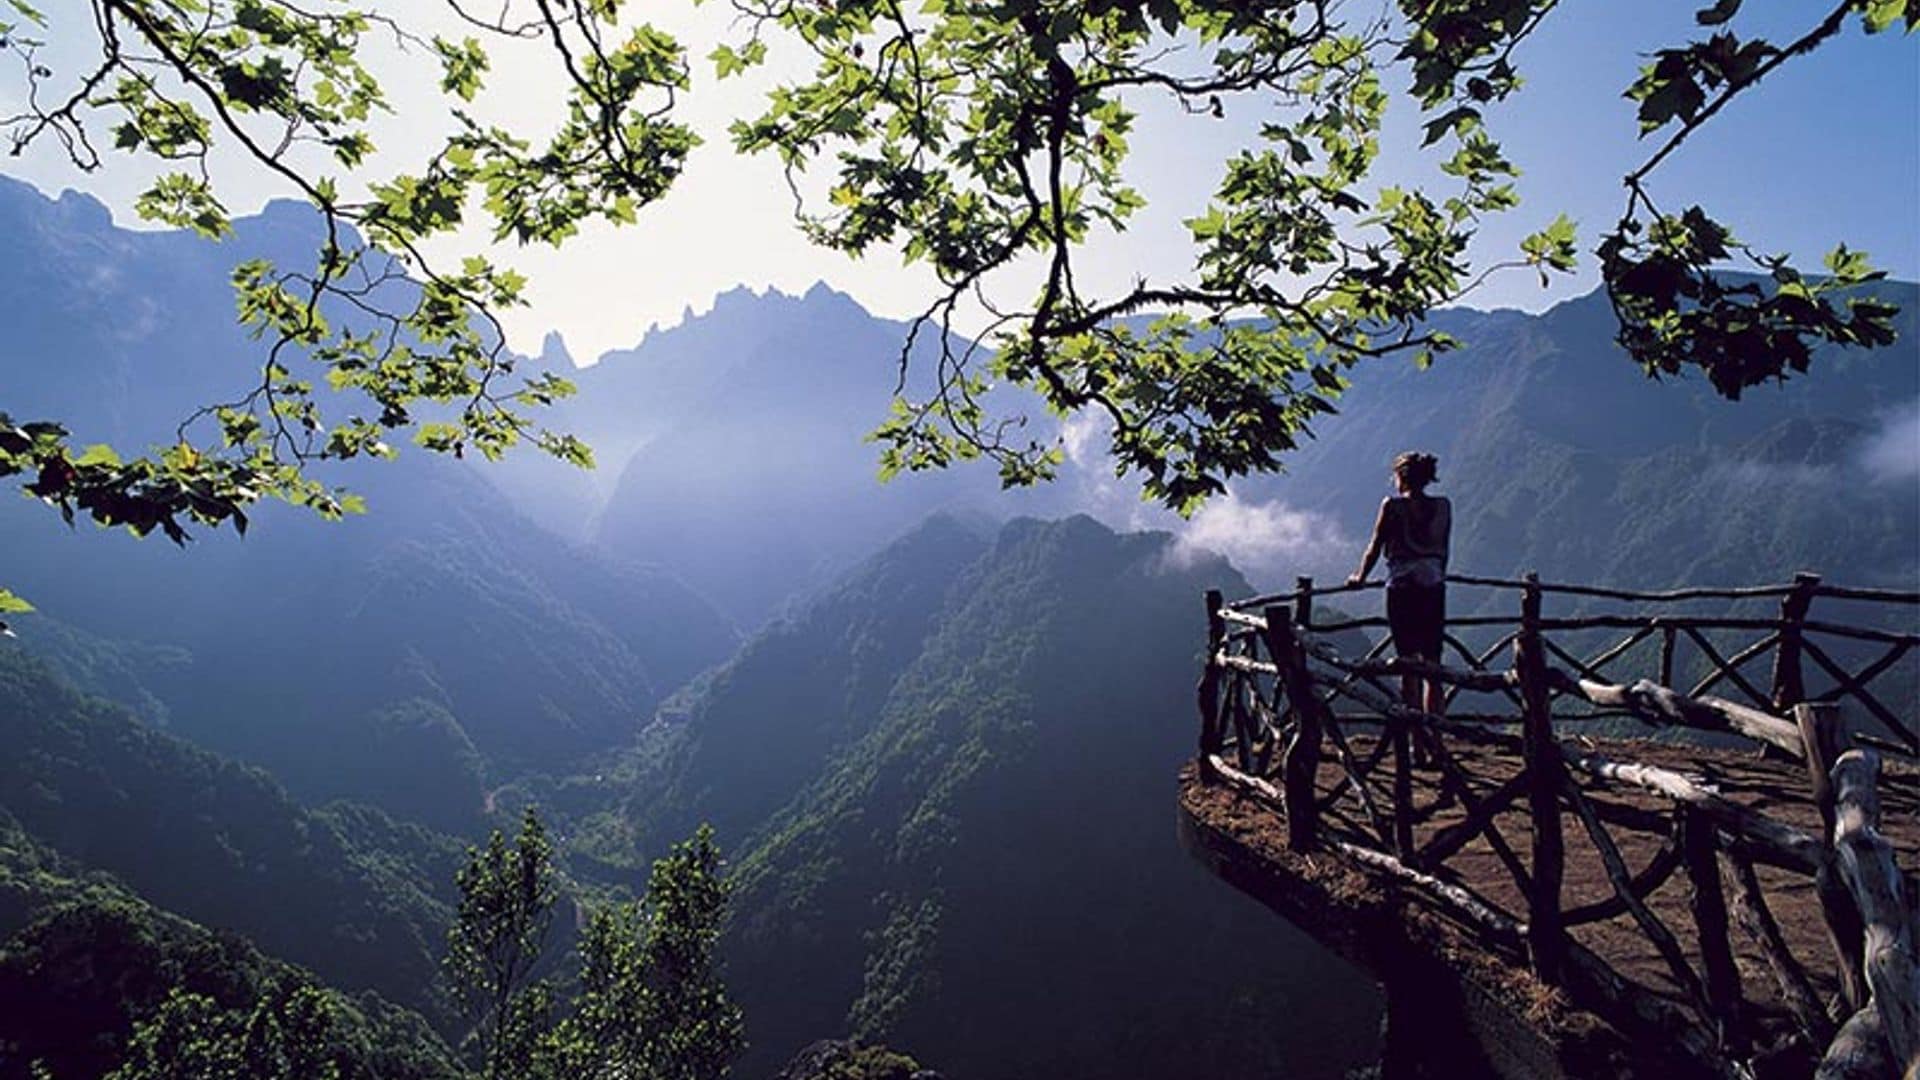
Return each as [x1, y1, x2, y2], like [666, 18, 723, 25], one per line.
[1349, 500, 1389, 585]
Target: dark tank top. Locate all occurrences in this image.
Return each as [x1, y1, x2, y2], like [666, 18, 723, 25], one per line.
[1383, 495, 1450, 587]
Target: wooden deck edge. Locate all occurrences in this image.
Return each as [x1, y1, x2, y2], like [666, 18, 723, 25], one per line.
[1176, 765, 1712, 1080]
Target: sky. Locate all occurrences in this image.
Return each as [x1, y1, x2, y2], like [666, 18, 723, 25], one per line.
[2, 1, 1916, 366]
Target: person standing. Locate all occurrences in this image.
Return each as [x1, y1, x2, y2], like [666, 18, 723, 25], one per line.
[1347, 452, 1451, 715]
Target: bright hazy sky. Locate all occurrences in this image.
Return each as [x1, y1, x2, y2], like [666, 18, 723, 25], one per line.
[4, 1, 1916, 365]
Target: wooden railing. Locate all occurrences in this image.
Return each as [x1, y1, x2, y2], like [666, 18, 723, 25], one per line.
[1193, 572, 1918, 1079]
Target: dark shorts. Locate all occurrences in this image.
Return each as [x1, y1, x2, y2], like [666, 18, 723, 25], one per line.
[1387, 583, 1446, 660]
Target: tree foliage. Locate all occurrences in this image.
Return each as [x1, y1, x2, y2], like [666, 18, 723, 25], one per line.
[106, 984, 345, 1080]
[0, 0, 694, 562]
[445, 807, 558, 1077]
[0, 0, 1910, 595]
[543, 825, 744, 1080]
[444, 810, 744, 1080]
[714, 0, 1913, 510]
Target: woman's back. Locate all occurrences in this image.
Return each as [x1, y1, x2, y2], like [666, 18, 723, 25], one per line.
[1383, 495, 1450, 585]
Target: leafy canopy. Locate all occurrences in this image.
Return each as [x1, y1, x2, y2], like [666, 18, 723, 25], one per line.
[712, 0, 1913, 511]
[444, 809, 745, 1080]
[0, 0, 694, 556]
[0, 0, 1912, 604]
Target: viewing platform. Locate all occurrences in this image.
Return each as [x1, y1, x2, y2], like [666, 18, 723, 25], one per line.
[1177, 573, 1918, 1079]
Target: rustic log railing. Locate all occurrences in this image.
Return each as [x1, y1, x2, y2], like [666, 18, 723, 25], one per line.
[1194, 572, 1919, 1079]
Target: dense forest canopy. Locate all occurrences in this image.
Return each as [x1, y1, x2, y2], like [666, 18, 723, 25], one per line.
[0, 0, 1913, 614]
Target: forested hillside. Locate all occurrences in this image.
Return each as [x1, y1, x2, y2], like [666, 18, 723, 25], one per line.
[0, 178, 740, 823]
[0, 646, 458, 1020]
[549, 515, 1384, 1079]
[0, 809, 460, 1080]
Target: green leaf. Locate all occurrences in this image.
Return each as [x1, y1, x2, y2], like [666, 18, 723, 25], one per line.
[74, 443, 122, 468]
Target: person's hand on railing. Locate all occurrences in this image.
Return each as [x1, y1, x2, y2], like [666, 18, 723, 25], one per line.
[1346, 571, 1366, 588]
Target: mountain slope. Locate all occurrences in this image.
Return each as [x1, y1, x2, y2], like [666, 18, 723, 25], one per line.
[587, 287, 1063, 630]
[0, 644, 458, 1021]
[566, 272, 1917, 608]
[0, 177, 740, 817]
[595, 515, 1384, 1079]
[1222, 282, 1920, 595]
[0, 812, 460, 1080]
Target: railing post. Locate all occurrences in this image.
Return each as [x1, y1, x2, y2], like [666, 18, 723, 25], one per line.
[1680, 807, 1744, 1054]
[1797, 701, 1845, 835]
[1390, 716, 1414, 856]
[1197, 589, 1225, 779]
[1295, 576, 1314, 629]
[1516, 571, 1566, 985]
[1265, 606, 1322, 853]
[1798, 700, 1871, 1011]
[1771, 571, 1820, 711]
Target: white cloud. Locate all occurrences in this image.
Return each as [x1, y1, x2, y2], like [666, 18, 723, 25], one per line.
[1860, 397, 1920, 484]
[1166, 493, 1351, 579]
[1059, 411, 1104, 466]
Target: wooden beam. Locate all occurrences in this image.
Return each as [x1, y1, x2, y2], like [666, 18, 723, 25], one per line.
[1829, 749, 1920, 1074]
[1804, 638, 1920, 757]
[1562, 840, 1682, 927]
[1817, 1007, 1894, 1080]
[1558, 672, 1803, 757]
[1413, 727, 1533, 894]
[1559, 749, 1823, 875]
[1197, 589, 1226, 775]
[1391, 717, 1414, 856]
[1771, 572, 1820, 711]
[1685, 631, 1781, 701]
[1564, 779, 1710, 1015]
[1420, 770, 1529, 868]
[1266, 607, 1323, 853]
[1723, 848, 1833, 1047]
[1682, 625, 1773, 711]
[1319, 715, 1395, 847]
[1797, 702, 1846, 836]
[1680, 808, 1745, 1054]
[1518, 573, 1566, 986]
[1442, 573, 1800, 604]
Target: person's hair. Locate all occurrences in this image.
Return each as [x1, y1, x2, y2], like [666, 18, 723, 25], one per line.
[1393, 451, 1439, 490]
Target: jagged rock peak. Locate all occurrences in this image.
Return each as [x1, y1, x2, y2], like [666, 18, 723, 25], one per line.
[538, 330, 576, 370]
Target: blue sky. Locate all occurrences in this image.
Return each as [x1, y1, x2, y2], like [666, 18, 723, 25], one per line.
[2, 1, 1914, 362]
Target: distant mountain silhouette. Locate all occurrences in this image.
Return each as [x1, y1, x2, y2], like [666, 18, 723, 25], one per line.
[1238, 286, 1920, 596]
[0, 177, 740, 824]
[497, 250, 1919, 621]
[578, 284, 1065, 629]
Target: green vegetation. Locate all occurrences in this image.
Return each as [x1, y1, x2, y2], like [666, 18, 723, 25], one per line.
[776, 1040, 933, 1080]
[2, 1, 1909, 607]
[590, 514, 1382, 1078]
[0, 644, 456, 1017]
[0, 654, 744, 1079]
[717, 0, 1912, 508]
[0, 814, 460, 1080]
[0, 0, 694, 561]
[445, 811, 744, 1080]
